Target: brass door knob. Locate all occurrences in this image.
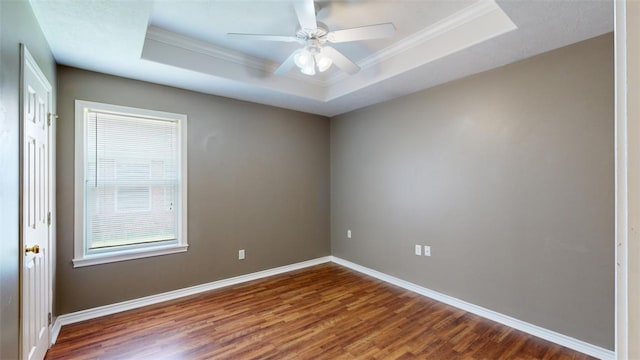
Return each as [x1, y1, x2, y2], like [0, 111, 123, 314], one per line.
[25, 245, 40, 254]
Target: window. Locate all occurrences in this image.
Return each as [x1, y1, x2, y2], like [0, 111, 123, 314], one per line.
[74, 100, 187, 267]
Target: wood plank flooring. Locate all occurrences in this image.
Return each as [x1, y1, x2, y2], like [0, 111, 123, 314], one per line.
[46, 263, 595, 359]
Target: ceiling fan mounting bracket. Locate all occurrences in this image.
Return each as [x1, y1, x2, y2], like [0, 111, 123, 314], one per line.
[296, 22, 329, 42]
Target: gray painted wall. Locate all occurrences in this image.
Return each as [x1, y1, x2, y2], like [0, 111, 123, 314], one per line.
[0, 1, 56, 359]
[56, 66, 330, 315]
[330, 34, 614, 349]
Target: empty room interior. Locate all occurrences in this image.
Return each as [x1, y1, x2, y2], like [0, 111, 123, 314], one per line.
[1, 0, 639, 359]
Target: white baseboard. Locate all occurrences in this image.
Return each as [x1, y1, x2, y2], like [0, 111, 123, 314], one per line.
[51, 256, 332, 344]
[330, 256, 615, 360]
[50, 255, 615, 360]
[51, 317, 62, 346]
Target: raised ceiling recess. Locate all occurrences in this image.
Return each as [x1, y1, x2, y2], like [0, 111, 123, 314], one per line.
[142, 0, 515, 102]
[30, 0, 613, 116]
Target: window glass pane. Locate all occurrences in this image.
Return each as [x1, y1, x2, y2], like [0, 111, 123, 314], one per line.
[85, 110, 180, 253]
[116, 163, 150, 180]
[116, 186, 150, 212]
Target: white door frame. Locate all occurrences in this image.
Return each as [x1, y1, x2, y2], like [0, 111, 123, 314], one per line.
[614, 0, 627, 354]
[19, 43, 55, 360]
[615, 1, 640, 359]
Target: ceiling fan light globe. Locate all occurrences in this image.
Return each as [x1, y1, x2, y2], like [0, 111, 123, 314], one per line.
[301, 64, 316, 76]
[294, 49, 313, 69]
[316, 53, 332, 72]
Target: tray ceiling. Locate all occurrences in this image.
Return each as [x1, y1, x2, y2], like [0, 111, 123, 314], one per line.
[29, 0, 613, 117]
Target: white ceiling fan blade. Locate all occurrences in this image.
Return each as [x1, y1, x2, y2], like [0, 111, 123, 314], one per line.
[294, 0, 317, 33]
[274, 51, 298, 75]
[227, 33, 302, 43]
[327, 23, 396, 43]
[323, 46, 360, 75]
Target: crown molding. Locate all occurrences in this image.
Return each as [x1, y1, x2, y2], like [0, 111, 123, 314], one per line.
[327, 0, 516, 85]
[361, 0, 507, 69]
[141, 0, 516, 102]
[146, 26, 268, 72]
[144, 26, 327, 87]
[324, 1, 517, 101]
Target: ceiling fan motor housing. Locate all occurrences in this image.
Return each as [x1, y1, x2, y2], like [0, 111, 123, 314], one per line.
[296, 22, 330, 43]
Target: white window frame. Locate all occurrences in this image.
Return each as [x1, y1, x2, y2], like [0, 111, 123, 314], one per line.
[73, 100, 188, 267]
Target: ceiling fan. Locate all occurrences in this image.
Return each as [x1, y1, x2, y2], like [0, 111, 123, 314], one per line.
[227, 0, 396, 76]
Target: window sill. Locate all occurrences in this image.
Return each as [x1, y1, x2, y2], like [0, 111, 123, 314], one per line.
[72, 244, 188, 268]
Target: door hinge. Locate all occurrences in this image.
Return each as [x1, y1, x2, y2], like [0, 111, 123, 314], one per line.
[47, 211, 51, 226]
[47, 113, 58, 126]
[48, 312, 52, 326]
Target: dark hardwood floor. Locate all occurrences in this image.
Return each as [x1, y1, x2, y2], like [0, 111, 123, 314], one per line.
[46, 263, 595, 359]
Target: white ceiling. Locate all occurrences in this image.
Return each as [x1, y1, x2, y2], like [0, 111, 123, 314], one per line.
[29, 0, 613, 117]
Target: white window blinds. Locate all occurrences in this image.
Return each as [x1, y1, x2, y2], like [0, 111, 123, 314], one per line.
[84, 111, 180, 253]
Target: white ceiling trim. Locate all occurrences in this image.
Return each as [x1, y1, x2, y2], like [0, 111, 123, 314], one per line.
[145, 26, 326, 87]
[141, 0, 516, 103]
[326, 1, 517, 99]
[141, 35, 327, 101]
[146, 26, 269, 73]
[357, 0, 509, 72]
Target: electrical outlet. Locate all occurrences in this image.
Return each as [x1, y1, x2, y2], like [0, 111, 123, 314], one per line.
[238, 249, 245, 260]
[415, 244, 422, 256]
[424, 245, 431, 257]
[347, 229, 352, 239]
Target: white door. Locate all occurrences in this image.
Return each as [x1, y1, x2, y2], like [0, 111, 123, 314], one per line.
[21, 45, 53, 360]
